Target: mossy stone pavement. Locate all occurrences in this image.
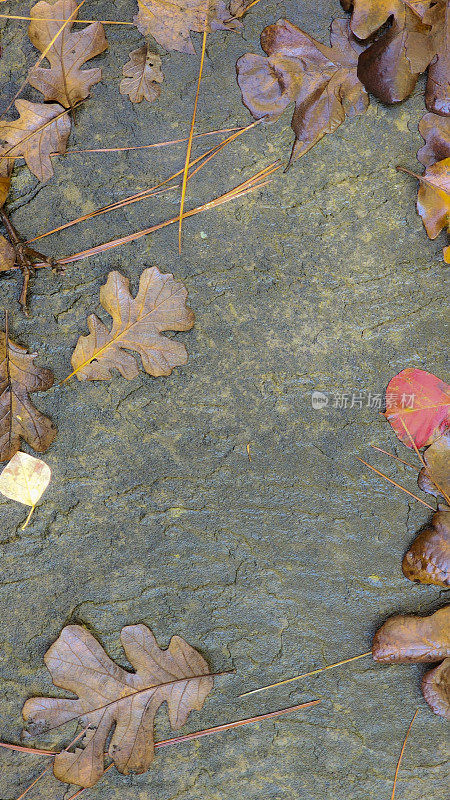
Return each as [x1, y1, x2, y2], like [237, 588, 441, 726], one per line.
[0, 1, 448, 799]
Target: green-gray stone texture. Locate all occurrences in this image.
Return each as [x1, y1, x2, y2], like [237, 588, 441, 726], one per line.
[0, 1, 448, 798]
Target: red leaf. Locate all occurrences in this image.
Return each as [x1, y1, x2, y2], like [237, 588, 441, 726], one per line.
[384, 368, 450, 449]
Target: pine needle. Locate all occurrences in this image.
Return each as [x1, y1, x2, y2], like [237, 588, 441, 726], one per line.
[391, 709, 419, 800]
[58, 126, 242, 155]
[62, 701, 322, 800]
[26, 121, 260, 244]
[356, 457, 435, 510]
[47, 162, 279, 268]
[0, 14, 134, 25]
[178, 12, 209, 253]
[369, 445, 417, 470]
[239, 652, 372, 697]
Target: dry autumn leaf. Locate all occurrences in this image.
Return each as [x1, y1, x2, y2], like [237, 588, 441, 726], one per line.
[0, 153, 13, 208]
[0, 99, 71, 182]
[120, 46, 163, 104]
[0, 329, 56, 462]
[236, 18, 369, 166]
[68, 267, 195, 382]
[417, 431, 450, 500]
[402, 508, 450, 586]
[372, 605, 450, 663]
[0, 451, 51, 528]
[340, 0, 435, 103]
[422, 657, 450, 720]
[372, 606, 450, 719]
[417, 112, 450, 168]
[134, 0, 247, 54]
[28, 0, 108, 109]
[406, 0, 449, 114]
[23, 624, 214, 787]
[383, 368, 450, 449]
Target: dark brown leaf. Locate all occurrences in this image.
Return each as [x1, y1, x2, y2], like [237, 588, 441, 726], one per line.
[417, 112, 450, 167]
[0, 100, 71, 182]
[417, 432, 450, 500]
[236, 18, 369, 165]
[23, 624, 213, 788]
[342, 0, 435, 103]
[28, 0, 108, 108]
[402, 509, 450, 586]
[372, 605, 450, 663]
[134, 0, 245, 54]
[0, 330, 56, 462]
[422, 657, 450, 720]
[69, 268, 195, 381]
[120, 46, 163, 104]
[409, 0, 449, 115]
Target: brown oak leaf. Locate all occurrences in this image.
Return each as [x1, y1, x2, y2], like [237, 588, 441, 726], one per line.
[341, 0, 436, 103]
[120, 46, 164, 104]
[70, 268, 195, 382]
[236, 18, 369, 166]
[372, 605, 450, 663]
[28, 0, 108, 108]
[0, 99, 71, 182]
[22, 624, 214, 788]
[134, 0, 246, 54]
[0, 330, 56, 462]
[422, 657, 450, 720]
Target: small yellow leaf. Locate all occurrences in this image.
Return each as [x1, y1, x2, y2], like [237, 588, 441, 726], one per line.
[0, 452, 51, 528]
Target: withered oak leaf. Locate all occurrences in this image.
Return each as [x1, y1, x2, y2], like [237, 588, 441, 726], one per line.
[28, 0, 108, 108]
[0, 330, 56, 462]
[407, 0, 449, 115]
[0, 235, 16, 272]
[422, 657, 450, 720]
[383, 368, 450, 449]
[70, 267, 195, 381]
[134, 0, 247, 54]
[0, 99, 71, 182]
[372, 605, 450, 663]
[22, 624, 214, 788]
[402, 509, 450, 586]
[236, 18, 369, 166]
[0, 153, 13, 208]
[120, 46, 164, 104]
[341, 0, 436, 103]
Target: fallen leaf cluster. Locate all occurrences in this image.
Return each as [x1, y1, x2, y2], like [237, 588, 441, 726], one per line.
[368, 368, 450, 719]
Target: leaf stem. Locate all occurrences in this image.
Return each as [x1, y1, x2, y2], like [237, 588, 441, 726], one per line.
[21, 504, 35, 530]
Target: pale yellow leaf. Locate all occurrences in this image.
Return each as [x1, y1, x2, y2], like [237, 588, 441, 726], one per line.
[0, 452, 51, 527]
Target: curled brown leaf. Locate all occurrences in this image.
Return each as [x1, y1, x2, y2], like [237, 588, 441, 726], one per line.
[372, 605, 450, 663]
[402, 509, 450, 586]
[0, 330, 56, 462]
[422, 657, 450, 720]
